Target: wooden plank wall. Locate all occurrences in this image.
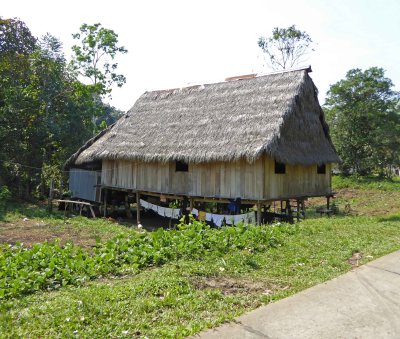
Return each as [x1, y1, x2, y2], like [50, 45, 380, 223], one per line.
[188, 158, 264, 199]
[101, 156, 332, 200]
[264, 157, 332, 199]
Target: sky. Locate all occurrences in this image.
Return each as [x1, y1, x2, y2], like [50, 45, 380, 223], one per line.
[3, 0, 400, 112]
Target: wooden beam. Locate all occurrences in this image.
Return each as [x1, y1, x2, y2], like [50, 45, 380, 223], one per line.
[286, 200, 293, 223]
[103, 188, 107, 218]
[139, 191, 184, 200]
[48, 178, 54, 213]
[136, 191, 141, 225]
[257, 202, 262, 225]
[99, 186, 334, 207]
[89, 205, 96, 218]
[56, 199, 93, 206]
[301, 199, 306, 219]
[125, 193, 132, 219]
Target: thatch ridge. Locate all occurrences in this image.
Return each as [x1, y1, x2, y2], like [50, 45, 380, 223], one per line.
[68, 68, 339, 167]
[64, 123, 115, 170]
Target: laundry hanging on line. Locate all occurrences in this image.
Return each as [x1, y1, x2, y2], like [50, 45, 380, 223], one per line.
[140, 199, 182, 220]
[139, 199, 256, 225]
[196, 210, 256, 226]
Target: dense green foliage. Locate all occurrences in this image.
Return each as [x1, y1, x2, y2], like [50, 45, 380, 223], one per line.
[258, 25, 314, 70]
[0, 186, 11, 212]
[0, 218, 281, 299]
[325, 67, 400, 176]
[71, 23, 128, 96]
[0, 18, 125, 199]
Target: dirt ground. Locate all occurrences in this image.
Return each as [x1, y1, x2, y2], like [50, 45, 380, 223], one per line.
[0, 210, 180, 248]
[307, 188, 400, 216]
[1, 187, 399, 248]
[192, 276, 286, 296]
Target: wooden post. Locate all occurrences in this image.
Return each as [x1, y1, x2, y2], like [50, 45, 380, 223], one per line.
[63, 200, 68, 221]
[257, 202, 262, 225]
[48, 178, 54, 213]
[89, 205, 96, 218]
[296, 199, 300, 222]
[136, 191, 141, 225]
[301, 199, 306, 219]
[327, 196, 330, 210]
[189, 197, 193, 210]
[59, 179, 63, 199]
[103, 188, 108, 218]
[125, 193, 132, 218]
[286, 200, 293, 223]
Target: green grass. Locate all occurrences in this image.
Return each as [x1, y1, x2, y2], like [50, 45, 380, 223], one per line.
[0, 177, 399, 337]
[1, 213, 399, 337]
[332, 174, 400, 192]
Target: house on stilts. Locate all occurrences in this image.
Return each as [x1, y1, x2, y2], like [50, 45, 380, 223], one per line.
[64, 66, 339, 224]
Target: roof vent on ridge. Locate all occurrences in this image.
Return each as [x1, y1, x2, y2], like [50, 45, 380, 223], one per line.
[225, 73, 257, 82]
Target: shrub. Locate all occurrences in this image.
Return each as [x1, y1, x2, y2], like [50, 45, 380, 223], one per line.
[0, 186, 11, 212]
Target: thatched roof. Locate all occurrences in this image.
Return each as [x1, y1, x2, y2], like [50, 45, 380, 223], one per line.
[65, 67, 339, 168]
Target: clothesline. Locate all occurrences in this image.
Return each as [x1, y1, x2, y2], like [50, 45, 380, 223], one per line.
[140, 199, 181, 219]
[140, 199, 256, 226]
[192, 208, 256, 226]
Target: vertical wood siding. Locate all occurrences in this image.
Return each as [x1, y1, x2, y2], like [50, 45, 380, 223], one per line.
[69, 169, 101, 202]
[101, 156, 332, 200]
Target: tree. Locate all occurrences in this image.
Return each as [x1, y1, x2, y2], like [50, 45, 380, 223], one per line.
[0, 17, 36, 55]
[324, 67, 400, 176]
[71, 23, 128, 97]
[0, 17, 38, 196]
[0, 18, 103, 198]
[0, 18, 127, 199]
[258, 25, 314, 70]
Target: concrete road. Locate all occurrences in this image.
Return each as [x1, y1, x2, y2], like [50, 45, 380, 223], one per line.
[197, 250, 400, 339]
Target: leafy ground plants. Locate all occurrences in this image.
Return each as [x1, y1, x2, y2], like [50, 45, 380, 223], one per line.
[0, 178, 399, 337]
[0, 217, 282, 300]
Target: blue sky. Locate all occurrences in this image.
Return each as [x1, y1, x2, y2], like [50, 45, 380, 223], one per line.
[3, 0, 400, 111]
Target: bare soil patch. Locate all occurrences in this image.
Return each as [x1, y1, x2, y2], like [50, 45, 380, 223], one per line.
[308, 188, 400, 217]
[192, 276, 282, 296]
[0, 210, 178, 248]
[0, 219, 97, 249]
[348, 251, 363, 268]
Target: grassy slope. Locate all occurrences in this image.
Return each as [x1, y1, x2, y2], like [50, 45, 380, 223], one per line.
[0, 177, 399, 338]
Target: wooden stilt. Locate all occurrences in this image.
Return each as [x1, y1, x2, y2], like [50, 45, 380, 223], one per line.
[257, 202, 262, 225]
[103, 188, 108, 218]
[48, 179, 54, 213]
[296, 199, 300, 222]
[301, 199, 306, 219]
[125, 193, 132, 218]
[59, 179, 63, 198]
[136, 191, 141, 225]
[286, 200, 293, 223]
[189, 197, 193, 210]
